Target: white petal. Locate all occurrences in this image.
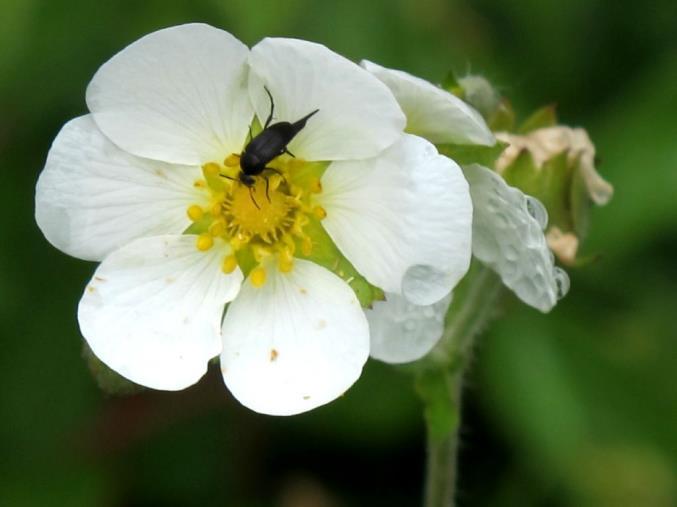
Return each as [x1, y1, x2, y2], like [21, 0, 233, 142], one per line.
[35, 116, 208, 262]
[221, 259, 369, 416]
[87, 23, 253, 165]
[464, 164, 569, 312]
[78, 235, 242, 390]
[320, 134, 473, 305]
[361, 60, 495, 147]
[368, 292, 452, 364]
[248, 38, 405, 162]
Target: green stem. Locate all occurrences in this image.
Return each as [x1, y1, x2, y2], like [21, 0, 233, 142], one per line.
[421, 262, 504, 507]
[423, 368, 463, 507]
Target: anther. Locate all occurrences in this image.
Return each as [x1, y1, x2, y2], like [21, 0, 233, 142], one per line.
[251, 244, 271, 263]
[250, 266, 267, 287]
[313, 206, 327, 220]
[202, 162, 221, 176]
[269, 174, 283, 191]
[222, 254, 238, 274]
[209, 220, 226, 238]
[211, 201, 224, 216]
[230, 232, 251, 251]
[309, 177, 323, 194]
[224, 154, 240, 167]
[278, 249, 294, 273]
[187, 205, 204, 222]
[301, 236, 313, 256]
[196, 233, 214, 251]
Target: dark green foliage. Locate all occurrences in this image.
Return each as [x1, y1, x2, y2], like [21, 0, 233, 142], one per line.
[1, 0, 676, 505]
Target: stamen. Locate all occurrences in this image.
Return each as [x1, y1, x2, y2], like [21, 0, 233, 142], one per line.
[194, 154, 325, 279]
[211, 201, 223, 216]
[209, 220, 226, 238]
[251, 244, 271, 263]
[309, 177, 323, 193]
[313, 206, 327, 220]
[222, 254, 238, 274]
[224, 154, 240, 167]
[278, 248, 294, 273]
[301, 236, 313, 256]
[202, 162, 221, 176]
[250, 266, 267, 287]
[187, 205, 204, 221]
[196, 233, 214, 251]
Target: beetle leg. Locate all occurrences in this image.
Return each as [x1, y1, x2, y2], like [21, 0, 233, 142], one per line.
[263, 86, 275, 128]
[283, 147, 296, 158]
[263, 167, 286, 181]
[264, 176, 271, 203]
[248, 185, 260, 210]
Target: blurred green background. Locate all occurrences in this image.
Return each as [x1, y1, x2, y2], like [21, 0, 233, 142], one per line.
[1, 0, 676, 505]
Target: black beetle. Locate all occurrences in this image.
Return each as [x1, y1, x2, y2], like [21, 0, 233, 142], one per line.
[238, 87, 319, 190]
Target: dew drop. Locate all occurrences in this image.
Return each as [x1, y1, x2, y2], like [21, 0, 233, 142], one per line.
[486, 195, 501, 214]
[503, 244, 519, 261]
[525, 196, 548, 230]
[547, 248, 555, 265]
[494, 213, 510, 230]
[553, 267, 570, 299]
[404, 320, 417, 332]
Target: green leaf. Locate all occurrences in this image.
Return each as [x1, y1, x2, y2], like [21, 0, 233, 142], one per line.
[489, 98, 516, 132]
[518, 104, 558, 134]
[297, 218, 384, 308]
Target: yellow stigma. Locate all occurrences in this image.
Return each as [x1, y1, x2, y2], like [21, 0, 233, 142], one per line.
[192, 151, 326, 285]
[250, 266, 267, 287]
[226, 179, 292, 239]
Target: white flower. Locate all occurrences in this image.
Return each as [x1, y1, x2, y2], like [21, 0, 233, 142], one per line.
[362, 62, 568, 364]
[35, 24, 473, 415]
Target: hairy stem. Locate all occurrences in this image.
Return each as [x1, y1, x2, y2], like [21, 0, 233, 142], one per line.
[422, 262, 504, 507]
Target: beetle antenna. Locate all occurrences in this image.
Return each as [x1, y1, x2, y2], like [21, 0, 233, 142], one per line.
[289, 109, 319, 136]
[263, 86, 275, 128]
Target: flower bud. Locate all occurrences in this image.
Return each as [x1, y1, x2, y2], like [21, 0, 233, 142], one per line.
[450, 74, 515, 131]
[495, 125, 613, 264]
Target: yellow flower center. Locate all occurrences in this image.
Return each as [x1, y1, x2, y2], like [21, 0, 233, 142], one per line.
[225, 177, 292, 240]
[186, 154, 326, 287]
